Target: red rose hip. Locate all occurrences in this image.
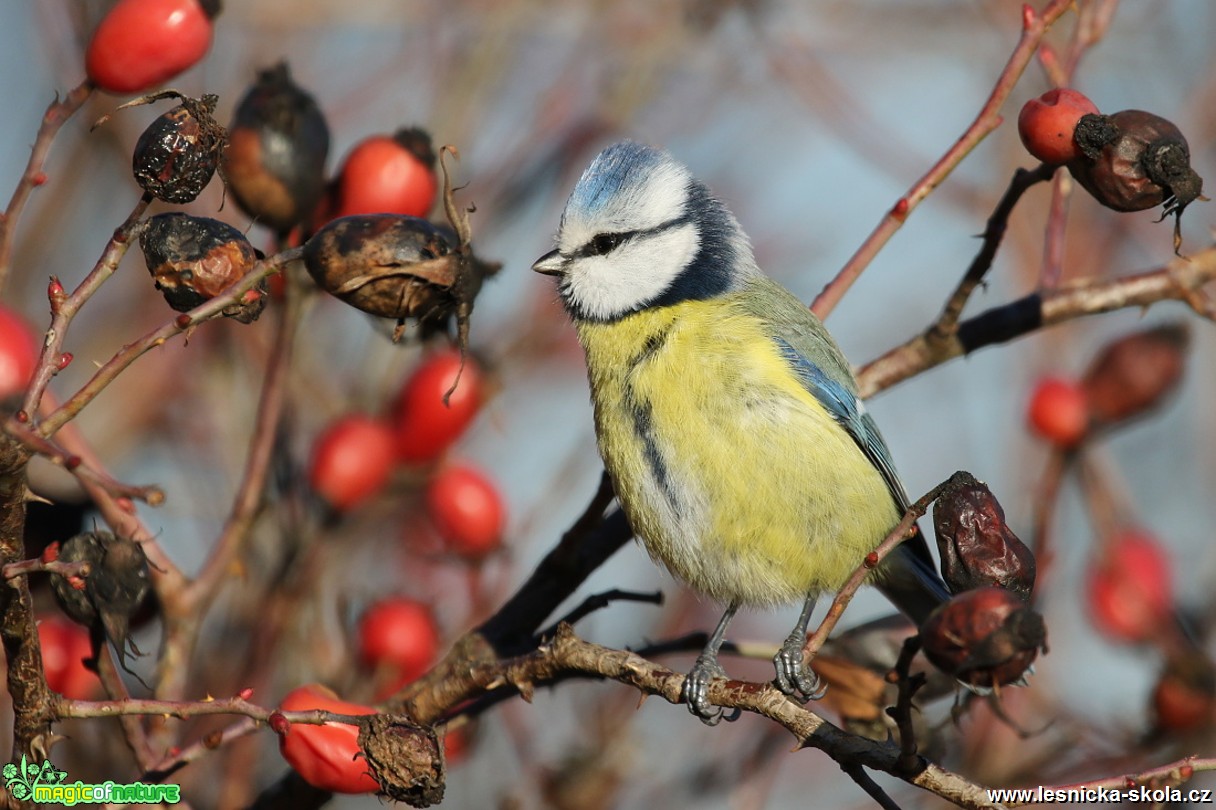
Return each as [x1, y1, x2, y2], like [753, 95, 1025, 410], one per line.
[277, 684, 379, 794]
[331, 129, 438, 222]
[0, 305, 38, 399]
[426, 464, 505, 559]
[85, 0, 220, 94]
[308, 415, 396, 512]
[1018, 88, 1099, 165]
[357, 597, 440, 697]
[393, 350, 483, 464]
[1027, 376, 1088, 448]
[1086, 530, 1172, 644]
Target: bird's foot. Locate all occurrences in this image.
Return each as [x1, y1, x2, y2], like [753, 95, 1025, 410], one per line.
[682, 653, 741, 726]
[773, 632, 826, 703]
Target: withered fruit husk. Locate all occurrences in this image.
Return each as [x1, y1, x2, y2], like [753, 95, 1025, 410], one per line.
[140, 213, 266, 323]
[49, 531, 150, 672]
[303, 214, 458, 321]
[132, 94, 226, 204]
[920, 586, 1046, 689]
[933, 472, 1036, 602]
[1070, 110, 1204, 251]
[224, 61, 330, 234]
[1081, 323, 1189, 426]
[357, 714, 445, 806]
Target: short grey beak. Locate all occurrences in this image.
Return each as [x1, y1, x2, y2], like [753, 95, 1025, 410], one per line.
[532, 249, 565, 276]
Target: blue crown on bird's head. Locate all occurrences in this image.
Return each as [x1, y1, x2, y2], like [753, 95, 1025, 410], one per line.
[561, 141, 694, 236]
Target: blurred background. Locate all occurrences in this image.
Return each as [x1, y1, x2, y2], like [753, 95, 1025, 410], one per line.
[2, 1, 1215, 807]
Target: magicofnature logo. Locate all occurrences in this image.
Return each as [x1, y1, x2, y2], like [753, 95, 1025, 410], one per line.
[3, 756, 180, 805]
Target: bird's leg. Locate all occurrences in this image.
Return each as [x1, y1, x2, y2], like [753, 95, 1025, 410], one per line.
[773, 594, 825, 702]
[683, 603, 741, 725]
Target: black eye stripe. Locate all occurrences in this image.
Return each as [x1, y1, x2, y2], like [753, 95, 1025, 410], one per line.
[577, 213, 693, 259]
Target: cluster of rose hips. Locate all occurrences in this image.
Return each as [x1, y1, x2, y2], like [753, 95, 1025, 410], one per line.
[307, 349, 506, 559]
[918, 475, 1045, 689]
[1024, 324, 1211, 731]
[1018, 87, 1203, 250]
[76, 1, 491, 792]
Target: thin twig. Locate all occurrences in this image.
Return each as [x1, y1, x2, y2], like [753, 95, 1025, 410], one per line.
[2, 419, 164, 505]
[811, 0, 1076, 319]
[841, 762, 906, 810]
[141, 716, 261, 783]
[38, 247, 302, 436]
[856, 245, 1216, 398]
[0, 82, 94, 293]
[19, 194, 152, 423]
[887, 635, 927, 777]
[803, 473, 970, 661]
[2, 557, 88, 581]
[929, 163, 1056, 341]
[540, 588, 663, 638]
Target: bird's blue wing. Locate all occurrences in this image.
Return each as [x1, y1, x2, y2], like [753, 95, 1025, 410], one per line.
[774, 339, 911, 513]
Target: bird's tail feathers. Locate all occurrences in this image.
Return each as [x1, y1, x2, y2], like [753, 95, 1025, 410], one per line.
[873, 525, 951, 627]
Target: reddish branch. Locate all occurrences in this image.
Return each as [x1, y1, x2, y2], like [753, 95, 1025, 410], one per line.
[0, 82, 94, 294]
[811, 0, 1075, 319]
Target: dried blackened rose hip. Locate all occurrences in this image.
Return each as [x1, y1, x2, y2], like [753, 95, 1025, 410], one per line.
[933, 473, 1036, 601]
[223, 62, 330, 235]
[303, 214, 457, 321]
[920, 586, 1046, 689]
[139, 212, 266, 323]
[132, 93, 226, 203]
[1070, 109, 1204, 250]
[1081, 323, 1189, 428]
[50, 531, 150, 671]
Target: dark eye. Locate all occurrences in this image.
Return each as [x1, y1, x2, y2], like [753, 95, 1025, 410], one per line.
[589, 232, 624, 255]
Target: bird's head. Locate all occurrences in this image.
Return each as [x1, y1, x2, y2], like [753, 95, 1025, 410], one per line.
[533, 141, 758, 321]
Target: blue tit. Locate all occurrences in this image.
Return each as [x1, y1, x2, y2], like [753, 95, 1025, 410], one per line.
[532, 140, 951, 724]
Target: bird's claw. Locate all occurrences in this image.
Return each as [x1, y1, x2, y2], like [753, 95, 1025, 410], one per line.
[682, 653, 740, 725]
[773, 634, 826, 703]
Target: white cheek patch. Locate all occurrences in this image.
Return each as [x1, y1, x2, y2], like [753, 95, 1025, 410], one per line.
[564, 224, 700, 320]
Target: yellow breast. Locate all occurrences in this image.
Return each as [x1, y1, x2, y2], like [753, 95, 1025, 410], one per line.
[576, 299, 900, 607]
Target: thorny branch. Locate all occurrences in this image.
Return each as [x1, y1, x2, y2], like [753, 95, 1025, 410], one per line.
[811, 0, 1076, 319]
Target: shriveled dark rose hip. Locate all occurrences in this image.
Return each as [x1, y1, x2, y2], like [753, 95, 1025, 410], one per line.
[224, 62, 330, 234]
[139, 213, 265, 323]
[132, 93, 225, 203]
[920, 586, 1047, 689]
[933, 473, 1036, 601]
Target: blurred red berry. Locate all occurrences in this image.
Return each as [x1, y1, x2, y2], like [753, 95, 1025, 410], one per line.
[277, 683, 378, 794]
[393, 351, 483, 464]
[426, 464, 505, 559]
[443, 726, 471, 766]
[1152, 652, 1216, 733]
[1086, 530, 1173, 644]
[358, 597, 440, 699]
[1018, 88, 1099, 165]
[1027, 376, 1088, 448]
[38, 616, 100, 699]
[0, 305, 38, 399]
[331, 129, 437, 222]
[85, 0, 218, 94]
[308, 415, 396, 511]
